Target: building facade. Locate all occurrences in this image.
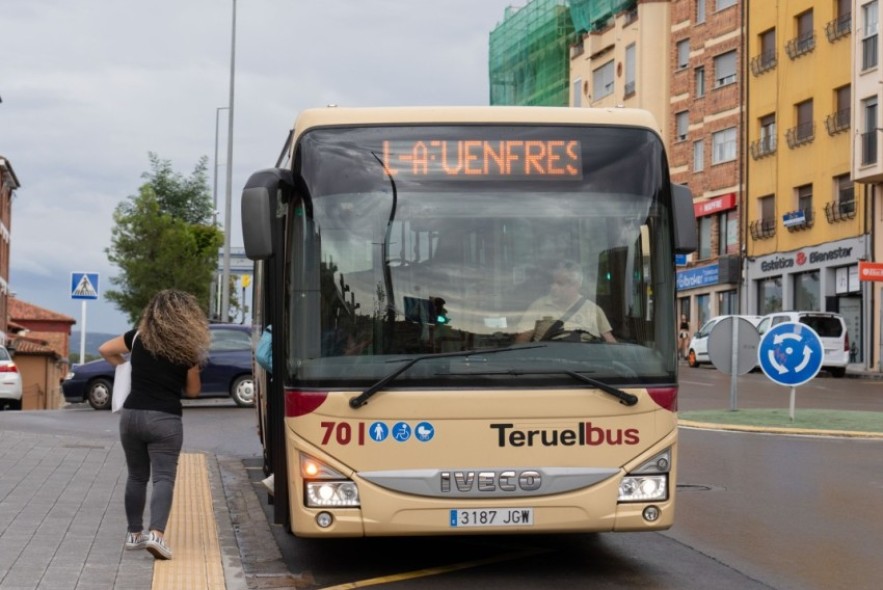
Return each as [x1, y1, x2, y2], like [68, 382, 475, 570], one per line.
[745, 0, 867, 366]
[0, 156, 18, 346]
[669, 0, 745, 334]
[853, 0, 883, 371]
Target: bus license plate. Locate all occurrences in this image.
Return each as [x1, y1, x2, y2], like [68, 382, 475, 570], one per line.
[449, 508, 534, 528]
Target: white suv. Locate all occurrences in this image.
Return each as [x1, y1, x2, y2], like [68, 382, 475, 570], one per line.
[0, 345, 23, 410]
[687, 314, 763, 367]
[756, 311, 850, 378]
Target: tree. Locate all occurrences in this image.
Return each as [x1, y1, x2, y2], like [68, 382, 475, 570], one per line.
[105, 153, 225, 324]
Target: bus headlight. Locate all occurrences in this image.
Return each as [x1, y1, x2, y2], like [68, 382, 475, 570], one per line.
[618, 448, 671, 502]
[618, 475, 667, 502]
[305, 481, 360, 507]
[300, 453, 360, 507]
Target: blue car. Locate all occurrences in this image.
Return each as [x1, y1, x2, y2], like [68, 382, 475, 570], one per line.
[63, 324, 255, 410]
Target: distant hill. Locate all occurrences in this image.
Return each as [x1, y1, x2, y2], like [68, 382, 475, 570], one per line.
[70, 331, 118, 360]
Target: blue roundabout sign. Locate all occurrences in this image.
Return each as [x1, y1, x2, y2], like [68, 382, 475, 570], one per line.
[757, 321, 824, 387]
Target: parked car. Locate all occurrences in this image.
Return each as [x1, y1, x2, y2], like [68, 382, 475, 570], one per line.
[63, 324, 255, 410]
[687, 314, 763, 368]
[0, 345, 23, 411]
[756, 311, 849, 378]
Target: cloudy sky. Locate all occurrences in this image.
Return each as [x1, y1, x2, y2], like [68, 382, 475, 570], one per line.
[2, 0, 518, 334]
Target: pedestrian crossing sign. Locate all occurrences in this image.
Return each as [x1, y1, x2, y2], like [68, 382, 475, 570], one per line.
[71, 272, 100, 300]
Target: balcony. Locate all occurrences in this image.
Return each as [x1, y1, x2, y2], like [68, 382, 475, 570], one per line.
[750, 135, 777, 159]
[825, 108, 850, 136]
[825, 13, 851, 42]
[824, 199, 856, 223]
[785, 122, 815, 148]
[786, 31, 816, 59]
[749, 219, 776, 240]
[784, 208, 814, 231]
[750, 49, 777, 76]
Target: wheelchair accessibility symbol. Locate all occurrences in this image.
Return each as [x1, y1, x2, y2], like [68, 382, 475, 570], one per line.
[757, 322, 823, 387]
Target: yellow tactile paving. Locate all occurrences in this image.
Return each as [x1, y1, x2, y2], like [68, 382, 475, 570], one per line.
[152, 452, 226, 590]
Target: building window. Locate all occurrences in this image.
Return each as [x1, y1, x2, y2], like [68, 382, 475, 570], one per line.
[863, 1, 879, 70]
[794, 271, 820, 310]
[718, 290, 738, 315]
[624, 44, 636, 96]
[676, 111, 689, 141]
[719, 210, 738, 255]
[712, 127, 737, 163]
[572, 78, 582, 107]
[862, 96, 878, 165]
[751, 28, 778, 76]
[677, 39, 690, 69]
[836, 173, 855, 213]
[696, 0, 706, 23]
[693, 140, 705, 172]
[714, 50, 737, 87]
[695, 66, 706, 97]
[751, 113, 777, 158]
[787, 99, 815, 147]
[758, 277, 783, 314]
[760, 194, 776, 229]
[696, 293, 711, 327]
[797, 183, 814, 224]
[698, 216, 712, 259]
[716, 0, 737, 10]
[592, 60, 615, 100]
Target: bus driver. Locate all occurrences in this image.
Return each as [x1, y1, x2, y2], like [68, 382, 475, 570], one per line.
[515, 261, 616, 344]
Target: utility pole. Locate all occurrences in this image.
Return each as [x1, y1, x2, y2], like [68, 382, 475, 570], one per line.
[220, 0, 237, 322]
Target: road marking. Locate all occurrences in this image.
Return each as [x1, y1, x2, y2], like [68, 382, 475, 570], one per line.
[316, 547, 551, 589]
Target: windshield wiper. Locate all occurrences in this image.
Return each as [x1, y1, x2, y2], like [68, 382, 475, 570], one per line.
[349, 345, 547, 409]
[450, 369, 639, 406]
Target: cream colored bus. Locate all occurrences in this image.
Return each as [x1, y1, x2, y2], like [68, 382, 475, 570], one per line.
[242, 106, 697, 537]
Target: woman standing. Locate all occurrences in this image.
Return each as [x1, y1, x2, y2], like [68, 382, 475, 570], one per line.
[98, 289, 210, 560]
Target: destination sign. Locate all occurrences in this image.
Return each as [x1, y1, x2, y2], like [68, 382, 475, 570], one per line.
[380, 139, 583, 180]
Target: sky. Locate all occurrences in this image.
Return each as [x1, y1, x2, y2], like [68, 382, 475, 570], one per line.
[2, 0, 519, 334]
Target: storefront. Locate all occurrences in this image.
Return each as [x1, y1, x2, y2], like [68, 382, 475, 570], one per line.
[744, 236, 869, 367]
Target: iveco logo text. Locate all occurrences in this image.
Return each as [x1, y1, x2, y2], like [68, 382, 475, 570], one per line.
[440, 470, 542, 493]
[490, 422, 640, 447]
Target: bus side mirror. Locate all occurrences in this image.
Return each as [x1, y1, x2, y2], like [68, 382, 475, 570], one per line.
[671, 183, 698, 255]
[241, 168, 293, 260]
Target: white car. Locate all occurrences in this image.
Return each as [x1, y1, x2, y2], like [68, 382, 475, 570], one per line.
[0, 345, 23, 410]
[687, 315, 763, 368]
[756, 311, 850, 377]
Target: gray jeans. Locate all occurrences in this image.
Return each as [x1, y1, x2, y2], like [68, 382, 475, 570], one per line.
[118, 409, 183, 534]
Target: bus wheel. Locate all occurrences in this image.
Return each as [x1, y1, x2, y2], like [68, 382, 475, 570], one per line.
[687, 350, 699, 368]
[230, 375, 255, 407]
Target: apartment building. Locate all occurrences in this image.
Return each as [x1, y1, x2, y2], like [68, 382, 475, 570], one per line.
[745, 0, 867, 366]
[669, 0, 744, 332]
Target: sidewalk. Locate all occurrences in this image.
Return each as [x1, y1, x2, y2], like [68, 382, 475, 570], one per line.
[0, 429, 286, 590]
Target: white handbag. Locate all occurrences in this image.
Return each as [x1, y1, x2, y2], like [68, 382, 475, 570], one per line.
[111, 332, 138, 413]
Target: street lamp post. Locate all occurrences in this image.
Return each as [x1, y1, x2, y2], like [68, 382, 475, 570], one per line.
[220, 0, 237, 323]
[211, 105, 229, 319]
[212, 106, 229, 228]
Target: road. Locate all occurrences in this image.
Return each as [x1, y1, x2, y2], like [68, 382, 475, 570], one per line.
[1, 373, 880, 589]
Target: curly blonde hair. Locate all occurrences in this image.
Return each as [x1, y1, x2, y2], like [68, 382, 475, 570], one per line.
[137, 289, 210, 367]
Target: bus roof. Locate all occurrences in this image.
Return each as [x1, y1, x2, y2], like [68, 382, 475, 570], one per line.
[291, 106, 662, 139]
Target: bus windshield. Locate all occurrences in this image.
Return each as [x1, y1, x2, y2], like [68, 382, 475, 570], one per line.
[287, 124, 676, 388]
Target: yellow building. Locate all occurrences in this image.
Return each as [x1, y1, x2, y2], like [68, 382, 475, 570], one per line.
[744, 0, 867, 367]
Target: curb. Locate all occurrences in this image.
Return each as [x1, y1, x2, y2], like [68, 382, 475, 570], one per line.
[678, 419, 883, 439]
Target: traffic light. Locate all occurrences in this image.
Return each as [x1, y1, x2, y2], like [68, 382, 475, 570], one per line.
[431, 297, 449, 325]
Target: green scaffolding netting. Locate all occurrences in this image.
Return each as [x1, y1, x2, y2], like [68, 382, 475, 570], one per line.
[488, 0, 637, 107]
[569, 0, 636, 34]
[488, 0, 574, 106]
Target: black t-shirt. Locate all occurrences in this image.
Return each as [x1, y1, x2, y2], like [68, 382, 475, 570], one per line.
[122, 329, 194, 416]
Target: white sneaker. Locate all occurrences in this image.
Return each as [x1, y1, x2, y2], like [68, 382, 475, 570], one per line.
[261, 473, 275, 495]
[144, 531, 172, 560]
[124, 531, 147, 550]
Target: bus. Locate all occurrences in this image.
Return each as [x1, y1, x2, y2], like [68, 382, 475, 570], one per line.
[241, 106, 697, 537]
